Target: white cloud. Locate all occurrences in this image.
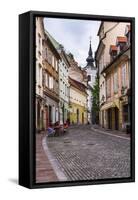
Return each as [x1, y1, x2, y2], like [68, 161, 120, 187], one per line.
[44, 18, 101, 67]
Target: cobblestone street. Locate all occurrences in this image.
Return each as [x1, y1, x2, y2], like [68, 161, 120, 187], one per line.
[45, 125, 131, 181]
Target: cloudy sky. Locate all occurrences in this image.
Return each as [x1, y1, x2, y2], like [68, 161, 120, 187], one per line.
[44, 18, 101, 67]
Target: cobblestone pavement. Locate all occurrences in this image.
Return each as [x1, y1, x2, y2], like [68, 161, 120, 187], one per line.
[46, 125, 131, 181]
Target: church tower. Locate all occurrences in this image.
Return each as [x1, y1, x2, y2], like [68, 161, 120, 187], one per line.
[86, 40, 95, 68]
[85, 39, 97, 87]
[85, 38, 97, 124]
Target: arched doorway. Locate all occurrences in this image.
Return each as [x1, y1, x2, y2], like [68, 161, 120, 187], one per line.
[107, 108, 112, 129]
[82, 112, 84, 124]
[41, 110, 44, 130]
[77, 108, 79, 124]
[114, 107, 119, 130]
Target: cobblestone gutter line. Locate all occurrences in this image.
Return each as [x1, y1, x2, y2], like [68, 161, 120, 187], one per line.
[91, 127, 130, 141]
[42, 136, 68, 181]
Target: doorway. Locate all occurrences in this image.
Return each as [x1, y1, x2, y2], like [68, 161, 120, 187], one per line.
[77, 108, 79, 124]
[107, 108, 112, 129]
[114, 107, 119, 130]
[45, 106, 48, 128]
[82, 112, 84, 124]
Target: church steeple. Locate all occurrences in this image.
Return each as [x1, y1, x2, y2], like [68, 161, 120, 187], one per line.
[86, 38, 95, 68]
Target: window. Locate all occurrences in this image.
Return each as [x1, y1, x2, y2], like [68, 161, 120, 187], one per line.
[52, 56, 54, 67]
[42, 70, 45, 87]
[88, 75, 91, 81]
[122, 63, 127, 87]
[49, 76, 53, 89]
[55, 80, 59, 94]
[106, 77, 111, 97]
[55, 60, 58, 71]
[38, 64, 41, 85]
[123, 105, 128, 123]
[44, 48, 48, 60]
[45, 72, 48, 87]
[38, 33, 41, 51]
[48, 50, 52, 65]
[99, 52, 104, 73]
[113, 70, 118, 93]
[65, 84, 67, 96]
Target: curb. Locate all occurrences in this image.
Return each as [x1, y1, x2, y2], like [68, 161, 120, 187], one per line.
[42, 136, 68, 181]
[91, 127, 130, 140]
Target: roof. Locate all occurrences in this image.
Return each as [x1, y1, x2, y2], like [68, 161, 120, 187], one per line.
[101, 45, 130, 74]
[110, 45, 118, 53]
[116, 36, 127, 44]
[45, 29, 60, 50]
[110, 45, 117, 51]
[69, 77, 87, 94]
[45, 30, 71, 67]
[44, 30, 61, 59]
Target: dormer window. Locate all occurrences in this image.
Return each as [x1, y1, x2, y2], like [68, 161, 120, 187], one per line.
[116, 36, 127, 53]
[109, 45, 117, 61]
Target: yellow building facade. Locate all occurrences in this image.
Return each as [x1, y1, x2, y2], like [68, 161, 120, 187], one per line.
[69, 78, 88, 124]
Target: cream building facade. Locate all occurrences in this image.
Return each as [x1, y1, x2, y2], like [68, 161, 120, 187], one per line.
[36, 17, 45, 131]
[36, 17, 60, 131]
[95, 22, 130, 130]
[69, 78, 88, 124]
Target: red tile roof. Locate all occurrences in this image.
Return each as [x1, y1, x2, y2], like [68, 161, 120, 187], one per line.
[110, 45, 118, 52]
[117, 36, 127, 43]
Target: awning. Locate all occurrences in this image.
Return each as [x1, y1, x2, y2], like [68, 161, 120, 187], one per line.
[100, 99, 120, 110]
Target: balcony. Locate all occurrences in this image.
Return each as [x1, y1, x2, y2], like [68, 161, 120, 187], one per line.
[43, 86, 59, 102]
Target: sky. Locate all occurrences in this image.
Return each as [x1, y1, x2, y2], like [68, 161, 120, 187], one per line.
[44, 18, 101, 67]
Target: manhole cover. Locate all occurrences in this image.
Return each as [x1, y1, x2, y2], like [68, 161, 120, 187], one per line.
[64, 140, 71, 143]
[87, 143, 95, 146]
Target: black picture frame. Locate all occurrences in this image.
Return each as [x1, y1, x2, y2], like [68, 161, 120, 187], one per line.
[19, 11, 135, 189]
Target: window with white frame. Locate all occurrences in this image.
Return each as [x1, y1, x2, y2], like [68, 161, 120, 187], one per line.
[55, 60, 58, 71]
[122, 63, 127, 87]
[106, 77, 111, 97]
[45, 72, 48, 87]
[52, 56, 54, 68]
[49, 76, 53, 89]
[113, 70, 118, 93]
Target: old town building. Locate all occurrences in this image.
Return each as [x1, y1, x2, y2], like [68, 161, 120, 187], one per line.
[36, 17, 45, 131]
[58, 48, 70, 124]
[67, 53, 88, 124]
[95, 22, 131, 131]
[69, 77, 88, 124]
[36, 17, 61, 131]
[44, 31, 70, 125]
[67, 53, 88, 86]
[84, 40, 97, 124]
